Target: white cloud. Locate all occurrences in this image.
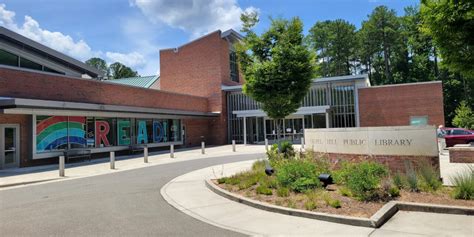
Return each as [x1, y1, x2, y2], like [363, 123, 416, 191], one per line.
[0, 4, 96, 61]
[0, 4, 150, 74]
[106, 51, 146, 68]
[131, 0, 258, 38]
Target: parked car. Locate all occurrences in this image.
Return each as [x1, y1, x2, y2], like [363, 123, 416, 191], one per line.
[444, 128, 474, 147]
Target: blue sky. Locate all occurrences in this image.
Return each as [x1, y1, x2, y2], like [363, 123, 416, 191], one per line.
[0, 0, 418, 76]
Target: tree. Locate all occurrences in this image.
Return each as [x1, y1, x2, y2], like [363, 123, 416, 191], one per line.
[109, 62, 138, 79]
[359, 6, 401, 85]
[85, 57, 109, 79]
[307, 19, 357, 77]
[237, 14, 314, 141]
[420, 0, 474, 78]
[452, 101, 474, 129]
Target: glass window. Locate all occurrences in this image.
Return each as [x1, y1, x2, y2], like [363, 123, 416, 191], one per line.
[117, 118, 131, 146]
[86, 117, 95, 148]
[68, 116, 87, 149]
[452, 129, 471, 135]
[170, 119, 181, 142]
[44, 66, 65, 75]
[20, 57, 43, 71]
[230, 51, 239, 82]
[36, 116, 69, 152]
[0, 49, 19, 67]
[95, 117, 116, 147]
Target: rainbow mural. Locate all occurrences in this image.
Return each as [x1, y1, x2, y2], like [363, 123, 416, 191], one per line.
[36, 116, 87, 152]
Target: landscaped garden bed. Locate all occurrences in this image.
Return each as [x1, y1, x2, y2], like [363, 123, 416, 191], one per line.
[214, 142, 474, 218]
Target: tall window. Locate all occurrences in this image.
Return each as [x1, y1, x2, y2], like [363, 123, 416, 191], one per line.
[230, 51, 239, 82]
[0, 49, 19, 67]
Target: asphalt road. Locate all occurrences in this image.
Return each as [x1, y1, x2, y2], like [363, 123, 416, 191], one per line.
[0, 154, 261, 236]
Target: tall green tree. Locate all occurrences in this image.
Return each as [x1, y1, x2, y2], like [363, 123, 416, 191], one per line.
[109, 62, 138, 79]
[452, 101, 474, 129]
[307, 19, 357, 77]
[85, 57, 109, 79]
[359, 6, 401, 85]
[237, 14, 314, 140]
[421, 0, 474, 78]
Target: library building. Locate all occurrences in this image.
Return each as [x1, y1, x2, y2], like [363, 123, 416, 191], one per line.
[0, 26, 444, 168]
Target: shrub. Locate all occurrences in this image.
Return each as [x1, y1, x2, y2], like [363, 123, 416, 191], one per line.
[276, 187, 290, 197]
[388, 186, 400, 197]
[392, 172, 405, 189]
[342, 161, 389, 201]
[279, 141, 295, 159]
[276, 159, 320, 192]
[217, 177, 227, 184]
[256, 185, 273, 195]
[451, 168, 474, 200]
[251, 160, 266, 171]
[419, 161, 442, 192]
[225, 176, 241, 185]
[332, 161, 352, 185]
[338, 186, 352, 197]
[328, 199, 341, 208]
[304, 200, 317, 210]
[405, 161, 419, 192]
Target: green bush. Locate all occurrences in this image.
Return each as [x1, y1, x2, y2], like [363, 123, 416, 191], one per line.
[451, 168, 474, 200]
[340, 161, 389, 201]
[276, 187, 290, 197]
[338, 186, 352, 197]
[419, 162, 442, 192]
[328, 199, 341, 208]
[304, 200, 317, 210]
[256, 185, 273, 195]
[276, 159, 320, 193]
[405, 161, 419, 192]
[392, 172, 405, 189]
[332, 161, 352, 185]
[388, 186, 400, 197]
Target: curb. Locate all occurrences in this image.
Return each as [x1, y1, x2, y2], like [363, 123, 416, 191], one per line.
[205, 179, 474, 228]
[0, 178, 63, 188]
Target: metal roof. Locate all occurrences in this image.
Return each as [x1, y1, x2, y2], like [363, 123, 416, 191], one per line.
[105, 75, 160, 88]
[0, 27, 103, 78]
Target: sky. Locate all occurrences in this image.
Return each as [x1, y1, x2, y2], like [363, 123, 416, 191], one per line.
[0, 0, 419, 76]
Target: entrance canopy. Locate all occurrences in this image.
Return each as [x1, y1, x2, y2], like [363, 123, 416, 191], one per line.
[232, 106, 330, 118]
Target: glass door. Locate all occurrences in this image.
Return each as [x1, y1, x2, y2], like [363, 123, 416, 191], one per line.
[1, 125, 20, 169]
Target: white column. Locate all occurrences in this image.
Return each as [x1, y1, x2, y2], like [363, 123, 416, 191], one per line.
[110, 151, 115, 169]
[265, 138, 269, 151]
[243, 117, 247, 145]
[170, 144, 174, 158]
[301, 137, 305, 149]
[144, 146, 148, 163]
[232, 140, 236, 152]
[325, 111, 330, 128]
[201, 141, 205, 154]
[59, 155, 65, 177]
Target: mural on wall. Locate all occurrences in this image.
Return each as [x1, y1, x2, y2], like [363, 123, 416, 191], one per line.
[36, 116, 87, 152]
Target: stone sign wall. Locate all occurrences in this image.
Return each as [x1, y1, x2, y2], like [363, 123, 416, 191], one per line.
[304, 126, 438, 157]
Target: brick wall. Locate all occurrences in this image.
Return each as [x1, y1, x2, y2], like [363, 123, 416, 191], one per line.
[449, 146, 474, 163]
[0, 67, 208, 113]
[358, 81, 445, 127]
[159, 30, 243, 145]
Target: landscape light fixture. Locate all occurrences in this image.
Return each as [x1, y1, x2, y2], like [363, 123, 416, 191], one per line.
[318, 173, 333, 187]
[264, 160, 274, 176]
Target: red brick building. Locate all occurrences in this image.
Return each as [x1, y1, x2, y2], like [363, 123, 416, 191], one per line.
[0, 26, 445, 168]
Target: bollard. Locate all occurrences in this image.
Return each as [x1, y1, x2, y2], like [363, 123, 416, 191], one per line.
[59, 155, 65, 177]
[301, 137, 305, 149]
[144, 146, 148, 163]
[170, 144, 175, 158]
[201, 141, 205, 154]
[110, 151, 115, 169]
[232, 140, 236, 152]
[265, 138, 269, 151]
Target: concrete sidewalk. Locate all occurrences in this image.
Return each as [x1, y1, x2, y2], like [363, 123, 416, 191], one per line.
[0, 145, 267, 189]
[161, 160, 474, 236]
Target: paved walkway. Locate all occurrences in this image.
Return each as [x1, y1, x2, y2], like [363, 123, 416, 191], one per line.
[162, 160, 474, 236]
[0, 145, 267, 189]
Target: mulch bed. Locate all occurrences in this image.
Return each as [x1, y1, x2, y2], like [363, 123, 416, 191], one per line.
[215, 181, 474, 218]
